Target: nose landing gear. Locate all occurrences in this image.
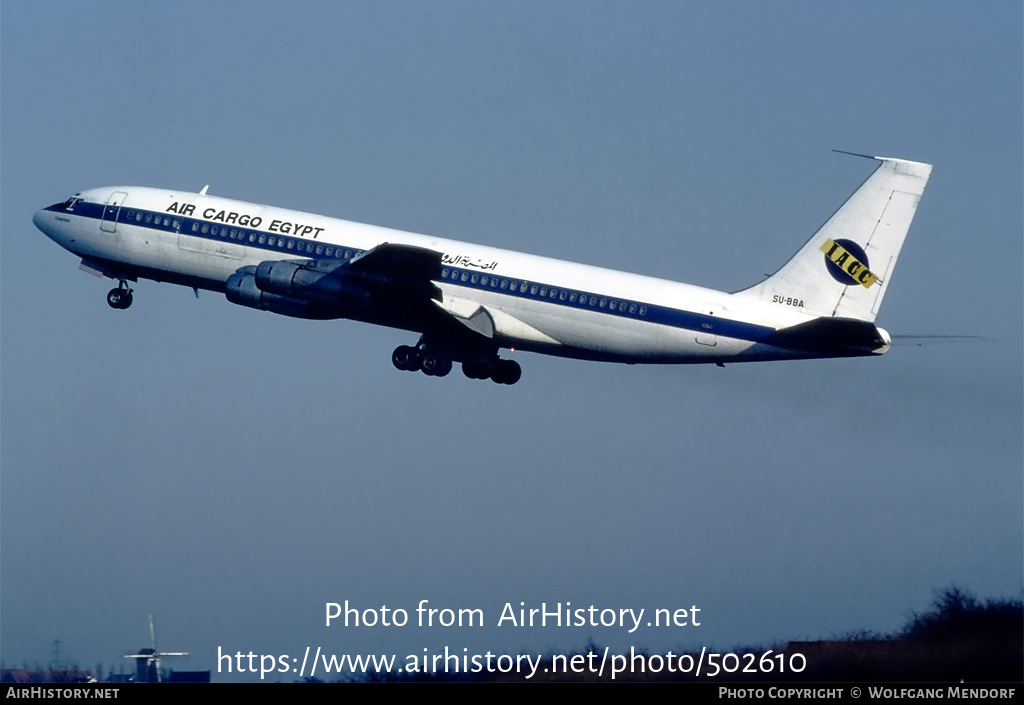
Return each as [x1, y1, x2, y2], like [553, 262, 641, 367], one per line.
[106, 281, 133, 309]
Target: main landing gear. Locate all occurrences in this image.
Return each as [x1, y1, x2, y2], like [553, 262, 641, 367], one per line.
[392, 344, 452, 377]
[392, 341, 521, 385]
[462, 358, 521, 385]
[106, 281, 133, 309]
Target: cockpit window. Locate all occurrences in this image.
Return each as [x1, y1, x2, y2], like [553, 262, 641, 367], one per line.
[60, 194, 82, 211]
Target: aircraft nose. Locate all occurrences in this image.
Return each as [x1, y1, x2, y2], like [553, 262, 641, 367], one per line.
[33, 205, 62, 242]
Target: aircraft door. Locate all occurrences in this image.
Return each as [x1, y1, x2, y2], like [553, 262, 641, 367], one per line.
[695, 303, 722, 347]
[100, 191, 128, 232]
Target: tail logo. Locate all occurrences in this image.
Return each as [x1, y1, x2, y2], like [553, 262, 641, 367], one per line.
[820, 238, 879, 289]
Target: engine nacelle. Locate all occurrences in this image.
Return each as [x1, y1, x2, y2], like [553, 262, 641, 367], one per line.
[225, 267, 340, 320]
[254, 260, 372, 306]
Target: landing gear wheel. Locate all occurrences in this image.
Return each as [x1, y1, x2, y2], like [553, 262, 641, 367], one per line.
[106, 287, 133, 309]
[392, 345, 421, 372]
[491, 360, 522, 385]
[420, 353, 452, 377]
[462, 361, 491, 380]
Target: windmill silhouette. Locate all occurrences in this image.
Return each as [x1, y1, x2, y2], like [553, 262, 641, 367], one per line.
[124, 615, 188, 683]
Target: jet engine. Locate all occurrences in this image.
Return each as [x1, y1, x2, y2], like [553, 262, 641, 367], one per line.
[226, 265, 340, 319]
[253, 260, 371, 305]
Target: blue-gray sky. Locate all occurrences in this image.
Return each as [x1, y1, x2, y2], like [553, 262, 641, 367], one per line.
[2, 1, 1020, 681]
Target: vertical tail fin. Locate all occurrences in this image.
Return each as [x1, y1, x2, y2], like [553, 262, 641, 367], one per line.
[736, 156, 932, 322]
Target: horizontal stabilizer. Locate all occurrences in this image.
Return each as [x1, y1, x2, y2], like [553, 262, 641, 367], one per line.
[763, 317, 890, 355]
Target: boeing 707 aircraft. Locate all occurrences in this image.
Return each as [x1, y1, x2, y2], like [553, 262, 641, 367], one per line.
[33, 155, 931, 385]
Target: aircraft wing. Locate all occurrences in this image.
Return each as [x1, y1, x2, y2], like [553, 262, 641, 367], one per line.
[228, 241, 562, 360]
[347, 242, 443, 285]
[347, 244, 562, 347]
[230, 243, 499, 344]
[307, 241, 445, 303]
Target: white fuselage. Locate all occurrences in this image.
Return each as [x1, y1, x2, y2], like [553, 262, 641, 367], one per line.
[32, 184, 884, 367]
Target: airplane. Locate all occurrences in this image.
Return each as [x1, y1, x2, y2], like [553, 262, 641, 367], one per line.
[33, 153, 931, 385]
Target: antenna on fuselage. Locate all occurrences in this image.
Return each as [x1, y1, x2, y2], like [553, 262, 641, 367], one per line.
[831, 149, 876, 161]
[199, 185, 209, 195]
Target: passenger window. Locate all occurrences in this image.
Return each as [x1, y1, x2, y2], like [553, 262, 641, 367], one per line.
[145, 214, 153, 223]
[639, 306, 647, 316]
[471, 274, 479, 284]
[192, 223, 199, 232]
[287, 240, 294, 249]
[316, 245, 323, 254]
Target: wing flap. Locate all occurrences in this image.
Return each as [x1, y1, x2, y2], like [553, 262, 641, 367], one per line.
[433, 296, 561, 345]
